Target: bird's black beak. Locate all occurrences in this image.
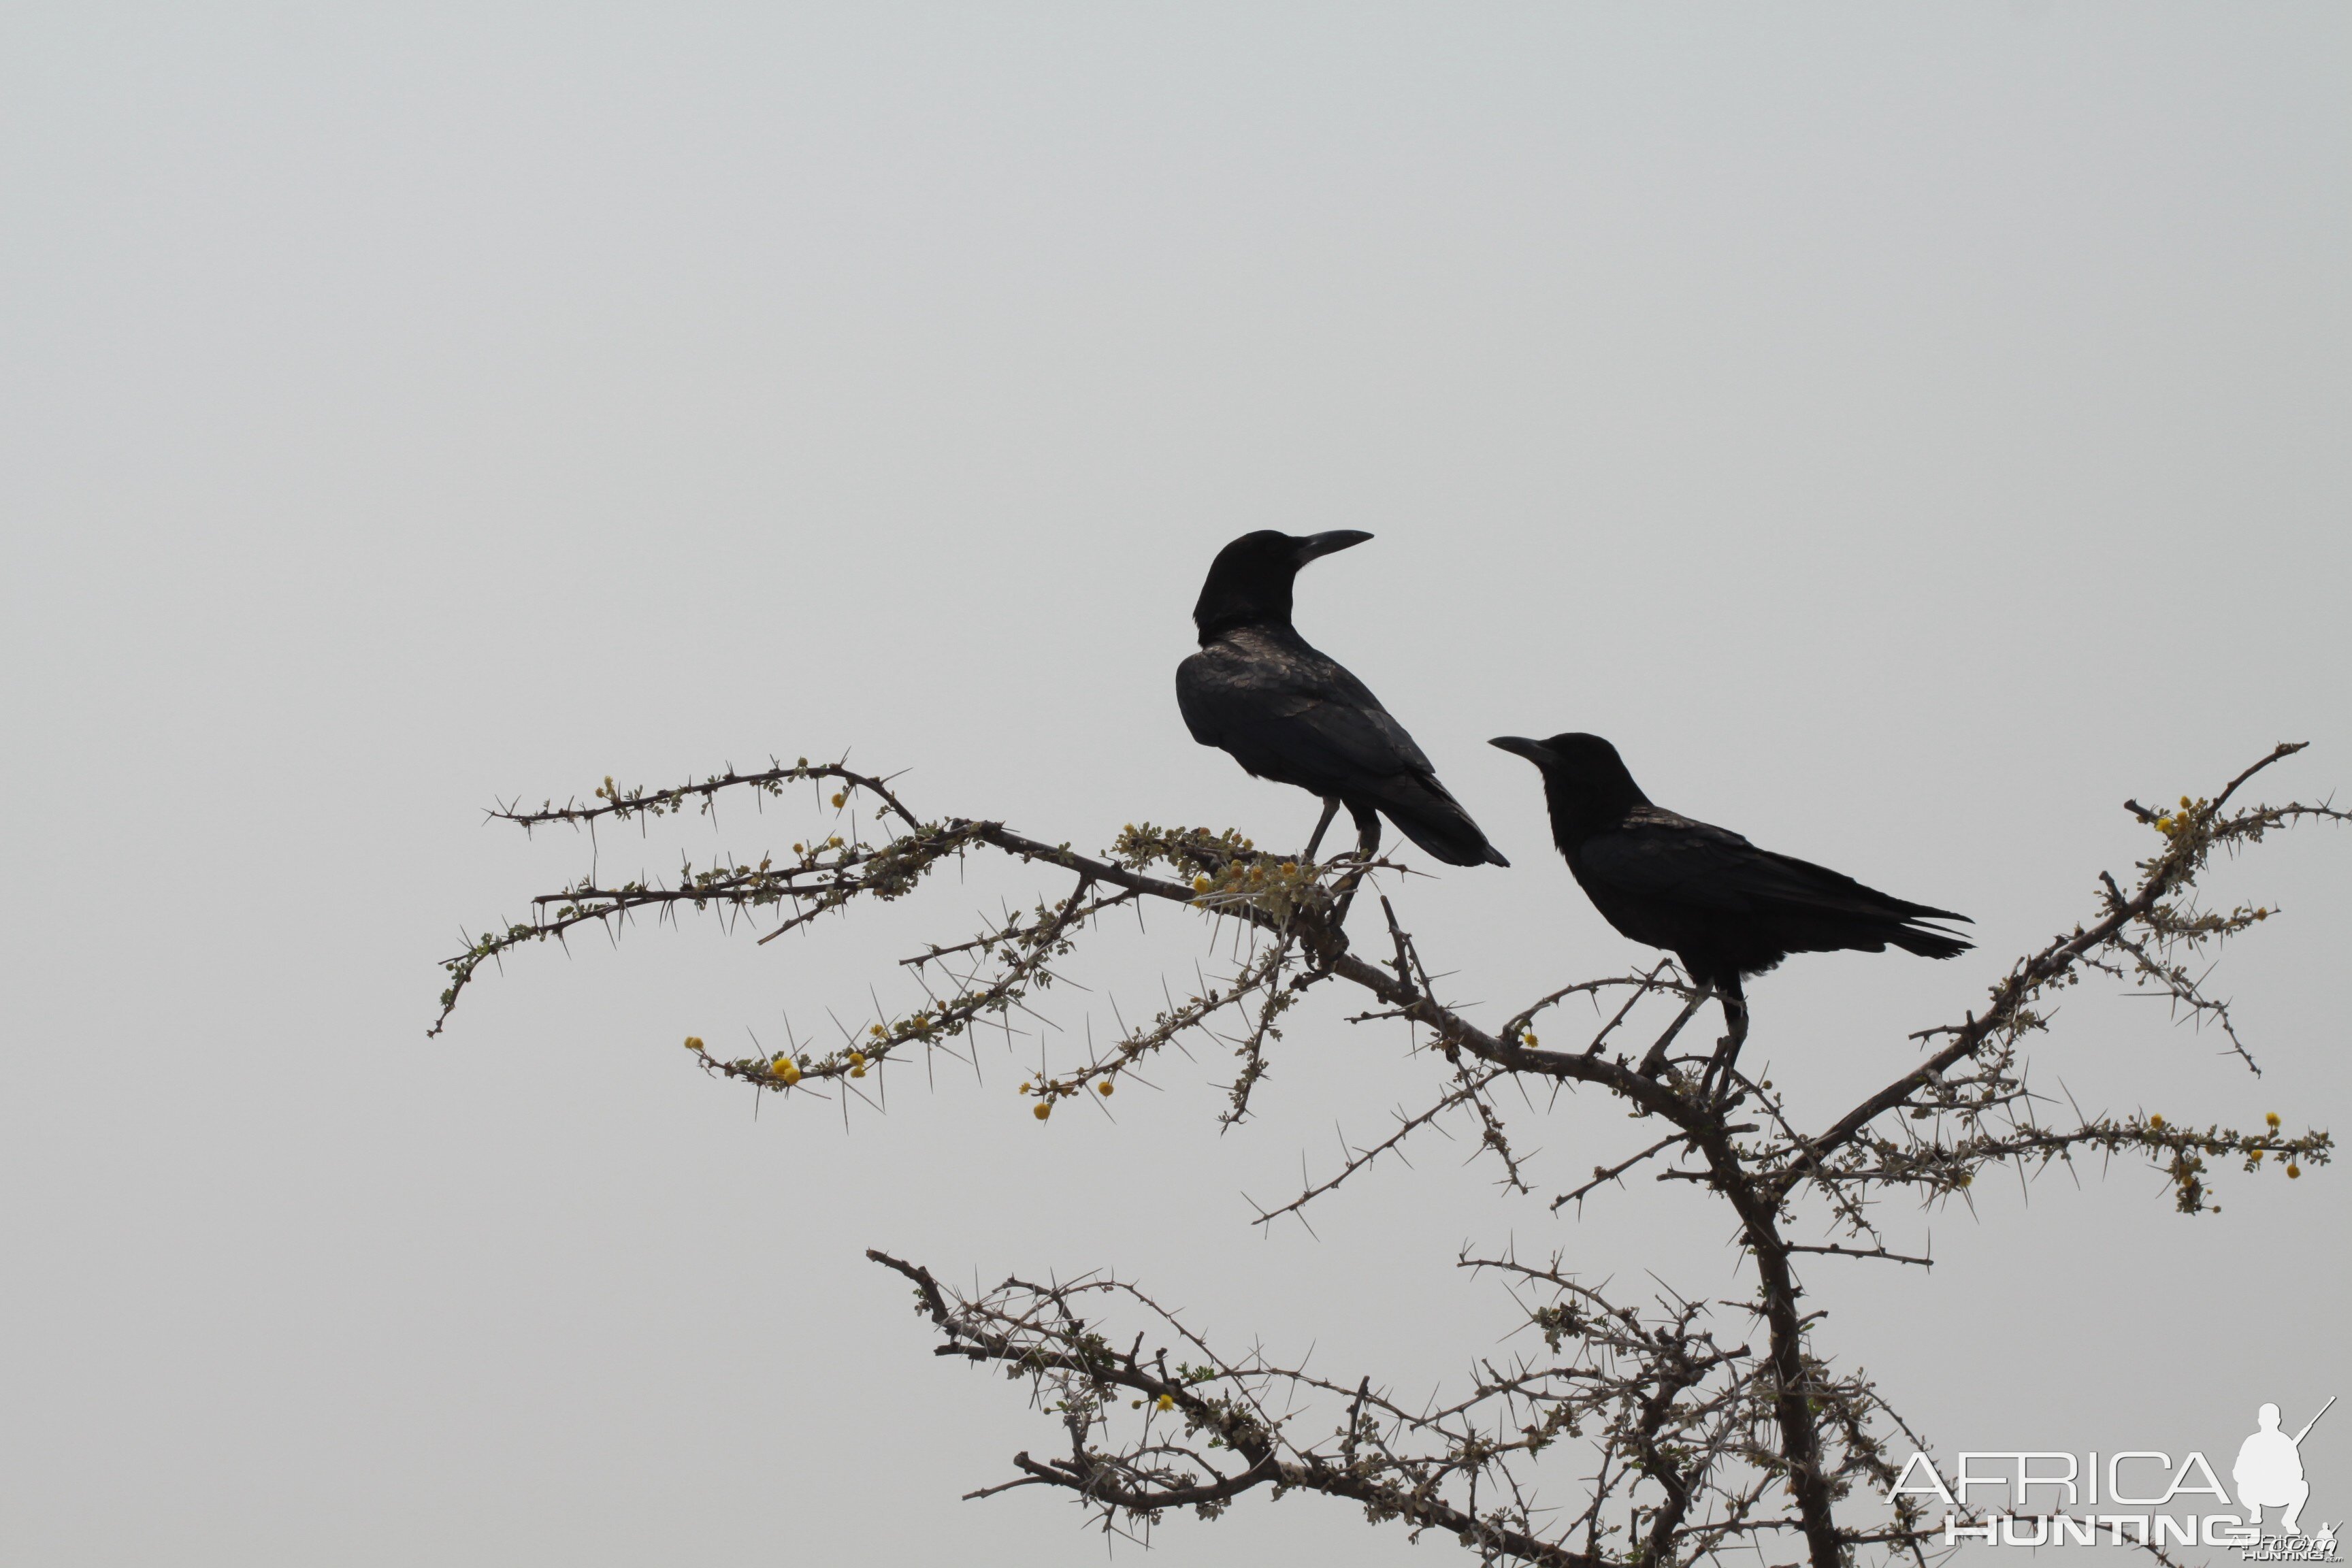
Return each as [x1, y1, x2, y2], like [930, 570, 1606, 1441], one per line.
[1292, 529, 1373, 566]
[1489, 736, 1554, 766]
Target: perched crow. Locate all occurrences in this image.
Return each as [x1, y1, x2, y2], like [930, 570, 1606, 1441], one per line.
[1177, 531, 1507, 868]
[1490, 732, 1968, 1075]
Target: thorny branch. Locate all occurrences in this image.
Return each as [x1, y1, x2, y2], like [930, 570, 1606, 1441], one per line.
[443, 743, 2345, 1567]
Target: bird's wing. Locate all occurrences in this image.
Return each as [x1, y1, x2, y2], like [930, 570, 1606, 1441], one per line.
[1578, 816, 1780, 912]
[1580, 811, 1963, 924]
[1178, 637, 1437, 787]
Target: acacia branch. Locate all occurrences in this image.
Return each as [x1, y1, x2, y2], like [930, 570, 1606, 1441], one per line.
[1783, 742, 2343, 1200]
[444, 741, 2344, 1568]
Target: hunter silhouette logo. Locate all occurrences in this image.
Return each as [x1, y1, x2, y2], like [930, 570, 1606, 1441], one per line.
[2238, 1399, 2332, 1537]
[1886, 1395, 2338, 1557]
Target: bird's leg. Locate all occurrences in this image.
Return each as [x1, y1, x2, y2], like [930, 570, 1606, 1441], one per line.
[1302, 796, 1342, 864]
[1328, 806, 1384, 931]
[1701, 987, 1750, 1105]
[1637, 990, 1710, 1079]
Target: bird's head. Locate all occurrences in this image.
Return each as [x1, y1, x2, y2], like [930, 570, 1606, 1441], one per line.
[1489, 732, 1650, 836]
[1191, 529, 1373, 642]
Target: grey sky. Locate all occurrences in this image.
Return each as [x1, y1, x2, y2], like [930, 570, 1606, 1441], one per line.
[3, 6, 2347, 1565]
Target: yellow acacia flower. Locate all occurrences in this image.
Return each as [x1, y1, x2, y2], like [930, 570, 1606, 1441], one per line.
[1033, 1102, 1052, 1121]
[1098, 1081, 1114, 1096]
[830, 791, 847, 807]
[2147, 1113, 2166, 1130]
[772, 1056, 801, 1085]
[684, 1036, 706, 1051]
[1193, 875, 1211, 892]
[1156, 1393, 1175, 1411]
[2287, 1163, 2302, 1179]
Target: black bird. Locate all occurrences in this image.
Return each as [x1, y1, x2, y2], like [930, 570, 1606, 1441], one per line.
[1490, 732, 1968, 1078]
[1177, 531, 1507, 868]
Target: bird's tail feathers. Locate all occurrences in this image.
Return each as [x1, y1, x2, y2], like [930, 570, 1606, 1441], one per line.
[1891, 922, 1972, 961]
[1369, 775, 1509, 868]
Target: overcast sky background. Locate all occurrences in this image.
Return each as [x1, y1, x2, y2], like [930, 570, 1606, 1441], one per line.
[4, 6, 2349, 1566]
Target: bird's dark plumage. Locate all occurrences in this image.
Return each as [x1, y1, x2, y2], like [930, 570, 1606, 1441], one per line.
[1489, 732, 1969, 1000]
[1177, 531, 1507, 868]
